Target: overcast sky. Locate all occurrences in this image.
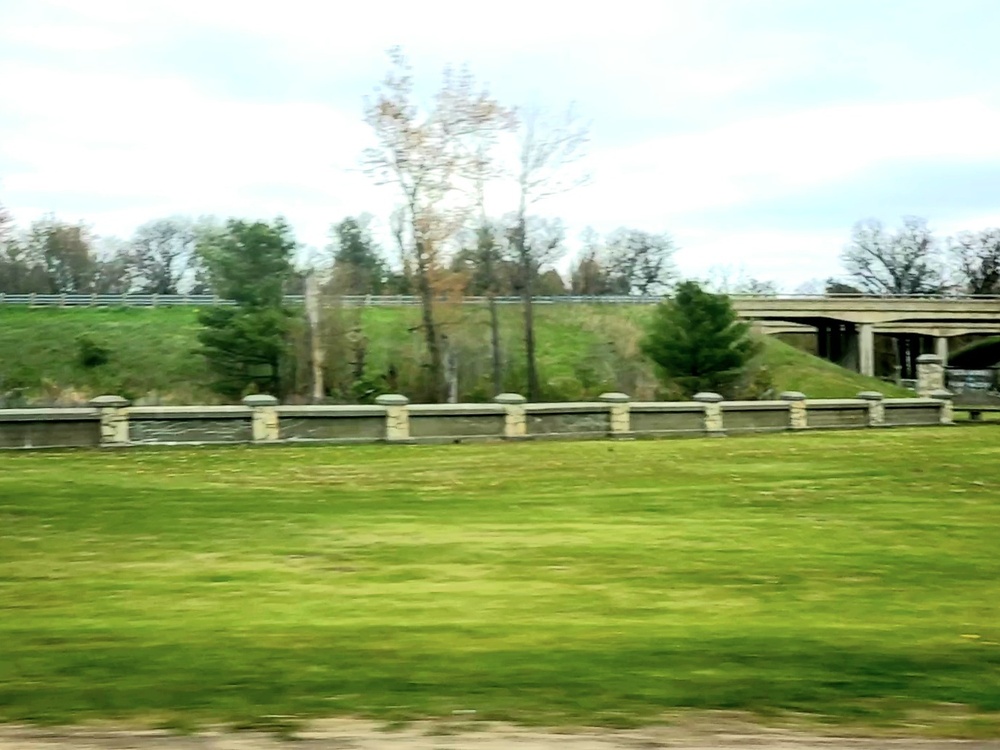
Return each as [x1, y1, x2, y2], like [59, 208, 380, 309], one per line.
[2, 0, 1000, 289]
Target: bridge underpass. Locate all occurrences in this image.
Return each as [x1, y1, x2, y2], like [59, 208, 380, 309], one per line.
[754, 320, 1000, 377]
[733, 297, 1000, 378]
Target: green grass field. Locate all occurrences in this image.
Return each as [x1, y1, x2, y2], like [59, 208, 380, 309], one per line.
[2, 429, 999, 734]
[0, 305, 909, 405]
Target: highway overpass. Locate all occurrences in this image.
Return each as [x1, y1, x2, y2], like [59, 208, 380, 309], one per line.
[734, 296, 1000, 376]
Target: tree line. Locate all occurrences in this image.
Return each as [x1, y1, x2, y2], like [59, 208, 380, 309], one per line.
[829, 216, 1000, 296]
[0, 210, 676, 299]
[0, 198, 756, 405]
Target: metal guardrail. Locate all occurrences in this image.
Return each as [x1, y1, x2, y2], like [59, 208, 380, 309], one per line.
[2, 292, 1000, 308]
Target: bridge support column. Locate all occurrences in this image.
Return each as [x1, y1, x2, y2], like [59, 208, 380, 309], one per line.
[935, 337, 949, 368]
[840, 323, 859, 371]
[896, 335, 920, 380]
[816, 323, 829, 359]
[859, 323, 875, 377]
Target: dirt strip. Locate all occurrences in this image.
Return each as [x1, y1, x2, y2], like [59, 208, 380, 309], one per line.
[2, 719, 999, 750]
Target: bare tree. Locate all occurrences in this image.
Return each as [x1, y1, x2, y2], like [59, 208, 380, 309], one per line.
[386, 207, 413, 294]
[733, 278, 779, 296]
[951, 228, 1000, 295]
[0, 201, 12, 246]
[505, 215, 566, 395]
[605, 228, 677, 296]
[464, 147, 513, 396]
[23, 216, 96, 294]
[458, 219, 507, 395]
[841, 217, 948, 295]
[703, 264, 778, 296]
[509, 105, 589, 400]
[570, 228, 613, 295]
[0, 203, 48, 293]
[90, 236, 134, 294]
[128, 217, 200, 294]
[363, 48, 511, 401]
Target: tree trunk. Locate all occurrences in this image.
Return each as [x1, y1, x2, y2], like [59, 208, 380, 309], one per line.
[488, 293, 502, 396]
[304, 273, 324, 403]
[522, 284, 540, 401]
[415, 241, 446, 402]
[443, 335, 459, 404]
[515, 215, 541, 402]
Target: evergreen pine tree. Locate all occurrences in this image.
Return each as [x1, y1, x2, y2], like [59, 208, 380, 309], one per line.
[196, 219, 296, 399]
[641, 280, 757, 397]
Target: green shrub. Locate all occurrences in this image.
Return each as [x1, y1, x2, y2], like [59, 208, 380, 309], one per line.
[76, 336, 111, 369]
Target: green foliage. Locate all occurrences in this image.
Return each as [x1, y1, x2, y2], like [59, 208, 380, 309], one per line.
[1, 432, 1000, 732]
[195, 219, 296, 398]
[75, 335, 110, 369]
[330, 216, 387, 295]
[737, 363, 776, 400]
[535, 268, 568, 295]
[641, 281, 757, 397]
[196, 306, 293, 399]
[451, 222, 517, 296]
[197, 218, 294, 308]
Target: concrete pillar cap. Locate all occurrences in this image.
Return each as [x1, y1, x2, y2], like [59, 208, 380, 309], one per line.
[693, 392, 724, 403]
[779, 391, 806, 401]
[857, 391, 884, 401]
[375, 394, 409, 406]
[89, 395, 130, 408]
[599, 392, 630, 403]
[494, 393, 526, 405]
[916, 354, 943, 364]
[242, 394, 278, 407]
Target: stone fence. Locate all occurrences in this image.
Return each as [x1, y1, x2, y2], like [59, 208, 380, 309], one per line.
[0, 391, 955, 451]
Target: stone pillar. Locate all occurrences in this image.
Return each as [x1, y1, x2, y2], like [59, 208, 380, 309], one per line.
[494, 393, 527, 439]
[916, 354, 945, 397]
[376, 394, 410, 442]
[931, 388, 954, 425]
[694, 392, 724, 436]
[859, 323, 875, 377]
[780, 391, 807, 429]
[935, 337, 949, 368]
[90, 395, 130, 446]
[243, 394, 279, 442]
[599, 392, 631, 438]
[858, 391, 885, 427]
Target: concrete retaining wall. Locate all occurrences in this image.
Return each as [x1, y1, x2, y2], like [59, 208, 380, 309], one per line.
[0, 390, 954, 451]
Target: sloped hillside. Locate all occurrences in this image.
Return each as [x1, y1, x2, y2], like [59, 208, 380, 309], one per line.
[0, 305, 911, 405]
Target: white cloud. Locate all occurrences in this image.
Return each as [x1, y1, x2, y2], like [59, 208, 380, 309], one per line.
[672, 228, 847, 287]
[0, 63, 383, 245]
[580, 97, 1000, 220]
[2, 22, 129, 51]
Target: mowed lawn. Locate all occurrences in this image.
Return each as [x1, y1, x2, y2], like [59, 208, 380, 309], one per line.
[1, 430, 1000, 732]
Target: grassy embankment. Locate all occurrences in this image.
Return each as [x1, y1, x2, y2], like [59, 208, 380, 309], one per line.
[0, 305, 910, 404]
